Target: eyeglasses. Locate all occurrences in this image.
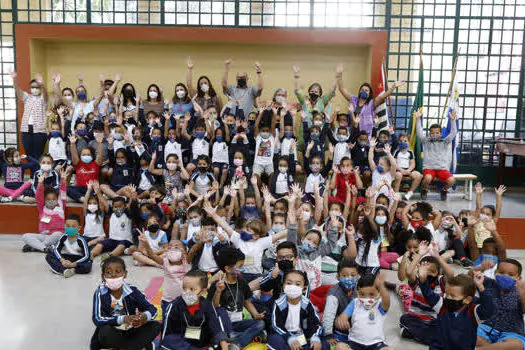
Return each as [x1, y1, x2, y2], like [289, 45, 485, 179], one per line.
[277, 255, 295, 261]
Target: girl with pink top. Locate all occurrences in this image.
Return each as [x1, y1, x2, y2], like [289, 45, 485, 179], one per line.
[22, 168, 69, 253]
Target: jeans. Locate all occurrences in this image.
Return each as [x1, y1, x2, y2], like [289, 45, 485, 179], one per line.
[90, 322, 161, 350]
[21, 128, 47, 161]
[231, 319, 265, 347]
[45, 253, 92, 274]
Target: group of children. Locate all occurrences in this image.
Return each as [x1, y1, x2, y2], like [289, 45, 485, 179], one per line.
[4, 65, 524, 350]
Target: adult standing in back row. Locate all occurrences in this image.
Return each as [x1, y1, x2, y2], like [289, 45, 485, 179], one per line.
[221, 59, 263, 115]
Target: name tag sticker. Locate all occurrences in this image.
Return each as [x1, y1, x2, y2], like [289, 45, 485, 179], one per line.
[185, 327, 201, 340]
[41, 216, 51, 223]
[229, 311, 243, 322]
[297, 334, 307, 346]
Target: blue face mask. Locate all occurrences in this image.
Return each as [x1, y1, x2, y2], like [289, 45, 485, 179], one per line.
[77, 91, 87, 100]
[113, 133, 123, 141]
[301, 240, 316, 253]
[77, 129, 87, 137]
[284, 131, 294, 139]
[339, 276, 359, 290]
[109, 118, 117, 123]
[310, 133, 320, 142]
[168, 135, 176, 143]
[231, 267, 245, 278]
[240, 230, 253, 242]
[399, 142, 408, 150]
[196, 131, 205, 139]
[151, 136, 161, 143]
[49, 131, 61, 138]
[216, 136, 224, 142]
[359, 91, 368, 100]
[377, 165, 385, 174]
[496, 275, 517, 291]
[272, 225, 284, 233]
[81, 155, 93, 164]
[140, 212, 150, 220]
[65, 227, 78, 237]
[244, 205, 257, 212]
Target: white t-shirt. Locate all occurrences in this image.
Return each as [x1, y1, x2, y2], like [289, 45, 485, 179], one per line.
[138, 170, 154, 191]
[187, 223, 201, 242]
[164, 140, 183, 163]
[280, 137, 297, 158]
[192, 138, 210, 160]
[394, 149, 414, 170]
[275, 173, 290, 195]
[356, 237, 381, 268]
[145, 230, 168, 251]
[305, 173, 324, 194]
[212, 141, 229, 164]
[433, 228, 449, 252]
[109, 213, 133, 242]
[84, 213, 105, 238]
[254, 135, 275, 166]
[334, 142, 350, 166]
[48, 136, 67, 161]
[198, 243, 218, 272]
[347, 300, 387, 345]
[71, 100, 96, 132]
[285, 301, 302, 333]
[371, 170, 393, 190]
[230, 232, 272, 274]
[61, 237, 83, 256]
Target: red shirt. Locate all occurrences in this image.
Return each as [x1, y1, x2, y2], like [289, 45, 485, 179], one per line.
[334, 172, 357, 202]
[76, 161, 100, 187]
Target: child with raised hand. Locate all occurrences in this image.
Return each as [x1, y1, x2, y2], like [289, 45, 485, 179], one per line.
[253, 107, 277, 186]
[189, 155, 218, 199]
[473, 182, 506, 249]
[28, 154, 60, 197]
[468, 216, 507, 279]
[209, 247, 265, 348]
[355, 189, 381, 276]
[368, 139, 399, 195]
[323, 258, 360, 346]
[149, 152, 189, 197]
[204, 201, 287, 282]
[132, 215, 169, 268]
[82, 180, 109, 247]
[239, 175, 264, 220]
[45, 213, 92, 278]
[334, 273, 393, 350]
[22, 167, 68, 253]
[402, 201, 441, 234]
[90, 256, 160, 350]
[268, 270, 326, 350]
[161, 270, 229, 350]
[418, 269, 494, 350]
[99, 147, 136, 199]
[0, 147, 38, 202]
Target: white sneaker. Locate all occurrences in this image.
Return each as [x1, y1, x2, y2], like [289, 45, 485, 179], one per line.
[17, 195, 25, 201]
[0, 196, 12, 203]
[63, 268, 75, 278]
[405, 191, 413, 201]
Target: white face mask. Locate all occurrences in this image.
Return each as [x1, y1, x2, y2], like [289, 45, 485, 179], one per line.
[40, 164, 52, 172]
[166, 163, 177, 171]
[88, 204, 98, 213]
[275, 95, 286, 105]
[148, 91, 158, 99]
[284, 284, 303, 299]
[479, 214, 490, 222]
[302, 211, 311, 221]
[200, 83, 209, 93]
[182, 292, 199, 306]
[374, 215, 387, 226]
[176, 90, 186, 99]
[279, 167, 288, 174]
[329, 211, 341, 218]
[64, 95, 73, 101]
[13, 156, 21, 164]
[167, 250, 182, 263]
[31, 87, 40, 96]
[358, 296, 380, 310]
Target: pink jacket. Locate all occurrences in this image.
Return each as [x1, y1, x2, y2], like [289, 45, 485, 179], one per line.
[36, 182, 66, 234]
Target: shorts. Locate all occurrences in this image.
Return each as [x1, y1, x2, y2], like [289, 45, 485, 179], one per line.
[423, 169, 453, 182]
[252, 162, 274, 176]
[344, 340, 389, 350]
[110, 184, 126, 192]
[212, 162, 229, 170]
[99, 238, 133, 252]
[84, 236, 104, 243]
[477, 324, 525, 349]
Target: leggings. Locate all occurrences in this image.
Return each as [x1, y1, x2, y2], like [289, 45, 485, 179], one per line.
[22, 231, 63, 251]
[0, 181, 32, 199]
[379, 251, 400, 269]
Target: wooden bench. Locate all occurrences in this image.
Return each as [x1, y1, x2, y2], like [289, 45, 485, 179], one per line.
[452, 174, 478, 201]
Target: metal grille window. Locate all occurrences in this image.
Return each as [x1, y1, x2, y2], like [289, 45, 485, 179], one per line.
[0, 2, 17, 148]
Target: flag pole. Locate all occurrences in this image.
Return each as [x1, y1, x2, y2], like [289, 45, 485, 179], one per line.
[439, 48, 461, 126]
[382, 56, 396, 131]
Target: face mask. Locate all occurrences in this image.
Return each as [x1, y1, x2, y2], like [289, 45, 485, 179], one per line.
[210, 134, 222, 142]
[340, 168, 350, 175]
[65, 227, 77, 237]
[339, 122, 348, 128]
[301, 240, 316, 253]
[359, 90, 368, 100]
[40, 164, 52, 172]
[240, 230, 253, 241]
[140, 212, 150, 220]
[358, 296, 380, 310]
[148, 91, 158, 99]
[279, 167, 288, 174]
[479, 214, 490, 222]
[77, 129, 87, 137]
[168, 135, 176, 143]
[230, 267, 245, 278]
[64, 95, 73, 101]
[13, 156, 21, 164]
[310, 164, 321, 173]
[411, 220, 423, 229]
[177, 208, 187, 219]
[260, 132, 270, 139]
[198, 166, 207, 173]
[151, 136, 162, 143]
[375, 216, 387, 226]
[337, 134, 349, 142]
[195, 131, 205, 139]
[176, 91, 186, 99]
[444, 298, 465, 313]
[113, 133, 123, 141]
[116, 160, 126, 166]
[399, 142, 408, 150]
[88, 204, 98, 213]
[109, 118, 117, 123]
[441, 220, 454, 229]
[272, 225, 284, 233]
[309, 92, 318, 101]
[284, 284, 303, 299]
[313, 121, 323, 127]
[190, 218, 201, 226]
[123, 89, 134, 98]
[430, 135, 441, 141]
[496, 275, 517, 291]
[148, 224, 160, 233]
[182, 292, 199, 306]
[167, 250, 182, 263]
[284, 131, 293, 139]
[200, 83, 209, 93]
[329, 211, 341, 218]
[278, 259, 294, 272]
[45, 200, 58, 209]
[339, 277, 359, 290]
[31, 87, 40, 96]
[311, 133, 320, 141]
[81, 155, 93, 164]
[275, 95, 286, 105]
[237, 78, 247, 88]
[166, 163, 177, 171]
[114, 208, 125, 217]
[105, 276, 125, 291]
[77, 91, 86, 100]
[244, 205, 257, 213]
[358, 141, 368, 147]
[49, 131, 61, 138]
[233, 159, 243, 166]
[302, 211, 311, 221]
[427, 275, 438, 285]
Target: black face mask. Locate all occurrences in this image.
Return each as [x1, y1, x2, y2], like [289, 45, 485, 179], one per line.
[148, 224, 160, 233]
[427, 275, 438, 285]
[277, 259, 294, 273]
[237, 78, 247, 88]
[127, 118, 137, 126]
[198, 166, 208, 173]
[154, 197, 162, 204]
[444, 298, 466, 313]
[309, 92, 318, 101]
[462, 218, 468, 227]
[123, 89, 134, 98]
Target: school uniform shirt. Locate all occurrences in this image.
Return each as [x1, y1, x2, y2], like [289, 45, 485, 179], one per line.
[164, 140, 183, 163]
[280, 137, 298, 158]
[408, 275, 445, 321]
[111, 165, 135, 189]
[394, 149, 414, 170]
[191, 137, 210, 160]
[48, 135, 67, 161]
[230, 232, 272, 274]
[285, 301, 302, 332]
[186, 222, 201, 242]
[483, 277, 525, 334]
[84, 213, 106, 238]
[305, 173, 325, 194]
[162, 258, 191, 303]
[208, 278, 252, 322]
[198, 243, 219, 273]
[138, 169, 155, 192]
[356, 236, 381, 268]
[190, 172, 216, 195]
[275, 172, 291, 195]
[344, 299, 387, 345]
[31, 169, 60, 193]
[254, 135, 275, 166]
[371, 170, 393, 192]
[109, 212, 133, 242]
[111, 139, 127, 154]
[212, 141, 229, 164]
[144, 230, 168, 251]
[433, 228, 449, 252]
[333, 142, 351, 166]
[53, 234, 90, 263]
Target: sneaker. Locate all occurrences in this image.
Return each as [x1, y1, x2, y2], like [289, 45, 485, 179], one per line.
[405, 191, 414, 201]
[440, 189, 448, 201]
[420, 190, 428, 200]
[461, 258, 473, 268]
[43, 246, 54, 254]
[17, 195, 25, 201]
[401, 328, 414, 339]
[390, 262, 399, 271]
[124, 248, 130, 255]
[228, 344, 241, 350]
[22, 244, 35, 253]
[0, 196, 13, 203]
[63, 268, 75, 278]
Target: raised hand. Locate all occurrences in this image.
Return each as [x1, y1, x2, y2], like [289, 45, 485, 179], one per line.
[8, 70, 17, 79]
[484, 220, 497, 232]
[369, 137, 377, 149]
[384, 143, 391, 154]
[187, 56, 194, 69]
[203, 202, 216, 216]
[37, 174, 45, 184]
[292, 65, 300, 75]
[336, 63, 344, 75]
[473, 271, 485, 289]
[68, 134, 77, 144]
[495, 185, 507, 197]
[224, 59, 233, 70]
[475, 182, 484, 194]
[250, 175, 258, 186]
[392, 80, 406, 89]
[254, 61, 262, 73]
[418, 241, 430, 256]
[35, 73, 44, 85]
[217, 274, 226, 292]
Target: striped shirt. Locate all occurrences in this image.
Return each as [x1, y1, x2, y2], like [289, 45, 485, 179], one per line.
[21, 92, 47, 133]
